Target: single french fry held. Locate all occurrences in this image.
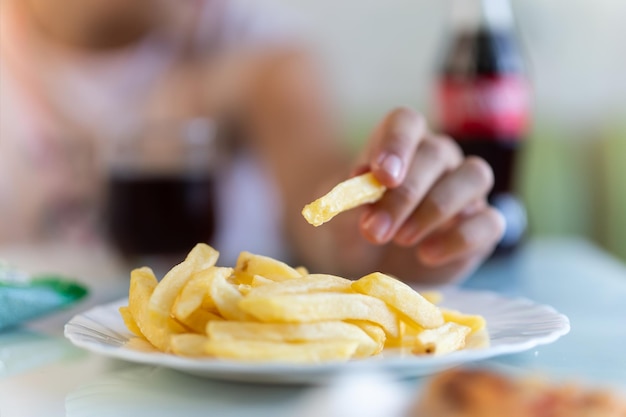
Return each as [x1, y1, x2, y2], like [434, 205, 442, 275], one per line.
[302, 172, 386, 227]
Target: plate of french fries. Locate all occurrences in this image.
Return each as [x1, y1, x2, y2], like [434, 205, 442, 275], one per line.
[65, 243, 570, 384]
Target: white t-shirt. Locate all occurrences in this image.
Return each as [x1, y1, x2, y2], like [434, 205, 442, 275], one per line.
[0, 0, 300, 264]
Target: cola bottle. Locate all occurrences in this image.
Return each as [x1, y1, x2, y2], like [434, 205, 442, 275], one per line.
[435, 0, 530, 254]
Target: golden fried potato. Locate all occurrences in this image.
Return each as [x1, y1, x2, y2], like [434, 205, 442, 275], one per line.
[385, 320, 426, 348]
[250, 275, 274, 287]
[346, 320, 387, 355]
[413, 322, 471, 355]
[119, 243, 485, 363]
[149, 243, 218, 318]
[170, 334, 209, 357]
[352, 272, 444, 329]
[172, 268, 217, 320]
[234, 251, 301, 283]
[295, 266, 309, 276]
[119, 306, 144, 338]
[176, 308, 223, 334]
[209, 267, 254, 321]
[128, 267, 185, 351]
[237, 283, 253, 295]
[204, 340, 359, 363]
[207, 320, 379, 357]
[239, 293, 400, 337]
[246, 274, 352, 298]
[442, 309, 486, 335]
[421, 290, 443, 305]
[302, 172, 386, 227]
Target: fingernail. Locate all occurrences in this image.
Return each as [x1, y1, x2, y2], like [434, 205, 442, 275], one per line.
[363, 211, 392, 243]
[377, 153, 403, 182]
[395, 223, 420, 246]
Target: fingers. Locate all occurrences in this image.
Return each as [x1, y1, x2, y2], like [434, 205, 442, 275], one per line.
[356, 107, 504, 279]
[416, 206, 506, 267]
[361, 136, 463, 244]
[394, 157, 495, 246]
[368, 107, 428, 187]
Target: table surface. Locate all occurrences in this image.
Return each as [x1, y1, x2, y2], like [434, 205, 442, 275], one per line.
[1, 238, 625, 417]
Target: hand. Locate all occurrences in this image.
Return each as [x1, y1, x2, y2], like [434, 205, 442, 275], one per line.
[357, 108, 505, 280]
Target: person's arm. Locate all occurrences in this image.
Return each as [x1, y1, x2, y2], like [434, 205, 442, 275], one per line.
[241, 47, 504, 283]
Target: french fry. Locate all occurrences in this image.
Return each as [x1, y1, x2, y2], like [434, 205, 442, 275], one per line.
[385, 320, 426, 348]
[149, 243, 218, 318]
[442, 309, 486, 335]
[237, 284, 253, 295]
[421, 291, 443, 305]
[210, 267, 254, 321]
[246, 274, 352, 298]
[400, 320, 424, 337]
[413, 322, 471, 355]
[176, 308, 223, 334]
[124, 336, 159, 353]
[185, 242, 221, 269]
[295, 266, 309, 276]
[302, 172, 386, 227]
[239, 293, 400, 337]
[250, 275, 274, 287]
[346, 321, 387, 355]
[204, 340, 359, 363]
[119, 306, 144, 338]
[170, 334, 209, 357]
[234, 251, 301, 283]
[172, 268, 217, 320]
[128, 267, 185, 351]
[465, 329, 491, 350]
[352, 272, 444, 329]
[207, 321, 379, 357]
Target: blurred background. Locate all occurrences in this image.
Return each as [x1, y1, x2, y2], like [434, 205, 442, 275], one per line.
[274, 0, 626, 262]
[1, 0, 625, 263]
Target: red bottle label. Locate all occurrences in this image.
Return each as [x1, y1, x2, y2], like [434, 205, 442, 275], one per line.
[437, 75, 530, 141]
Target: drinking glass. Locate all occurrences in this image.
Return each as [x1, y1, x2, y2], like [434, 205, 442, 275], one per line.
[104, 118, 219, 270]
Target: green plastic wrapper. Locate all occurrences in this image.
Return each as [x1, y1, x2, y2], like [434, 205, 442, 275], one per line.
[0, 262, 88, 331]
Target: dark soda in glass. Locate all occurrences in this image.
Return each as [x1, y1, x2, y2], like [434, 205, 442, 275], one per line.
[106, 173, 216, 259]
[104, 118, 219, 262]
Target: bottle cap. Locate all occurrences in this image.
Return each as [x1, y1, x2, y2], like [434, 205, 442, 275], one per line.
[451, 0, 514, 30]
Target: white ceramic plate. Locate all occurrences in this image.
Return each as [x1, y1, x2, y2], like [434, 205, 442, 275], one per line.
[64, 288, 570, 384]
